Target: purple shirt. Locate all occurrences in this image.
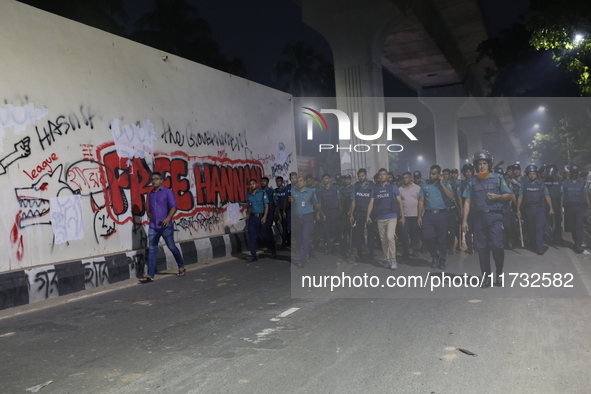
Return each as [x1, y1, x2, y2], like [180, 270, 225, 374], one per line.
[148, 186, 177, 229]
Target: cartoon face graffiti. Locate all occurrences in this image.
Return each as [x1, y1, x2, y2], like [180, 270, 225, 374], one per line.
[14, 165, 76, 228]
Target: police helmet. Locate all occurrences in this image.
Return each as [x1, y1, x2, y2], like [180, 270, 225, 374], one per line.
[413, 170, 422, 179]
[471, 150, 493, 168]
[451, 168, 459, 174]
[462, 163, 475, 174]
[494, 167, 504, 175]
[525, 165, 539, 174]
[513, 163, 521, 170]
[570, 164, 580, 173]
[546, 164, 558, 178]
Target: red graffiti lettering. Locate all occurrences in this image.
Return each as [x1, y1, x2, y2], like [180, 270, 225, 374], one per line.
[22, 153, 58, 180]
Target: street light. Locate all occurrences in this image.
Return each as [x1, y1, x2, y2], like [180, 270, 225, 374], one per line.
[574, 34, 584, 44]
[538, 106, 546, 112]
[417, 155, 423, 161]
[533, 124, 540, 129]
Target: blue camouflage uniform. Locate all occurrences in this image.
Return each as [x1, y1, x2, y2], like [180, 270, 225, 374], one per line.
[518, 179, 550, 251]
[291, 187, 318, 264]
[275, 184, 289, 244]
[463, 173, 511, 278]
[262, 186, 278, 252]
[562, 178, 589, 250]
[246, 189, 269, 258]
[316, 184, 341, 252]
[419, 181, 453, 267]
[459, 179, 474, 252]
[351, 181, 375, 256]
[544, 179, 562, 242]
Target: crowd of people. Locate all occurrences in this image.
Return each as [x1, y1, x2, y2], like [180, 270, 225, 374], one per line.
[244, 150, 591, 288]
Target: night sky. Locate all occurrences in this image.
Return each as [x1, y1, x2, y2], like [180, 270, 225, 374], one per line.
[124, 0, 533, 95]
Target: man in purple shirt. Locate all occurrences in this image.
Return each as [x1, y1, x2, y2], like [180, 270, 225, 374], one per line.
[140, 171, 185, 283]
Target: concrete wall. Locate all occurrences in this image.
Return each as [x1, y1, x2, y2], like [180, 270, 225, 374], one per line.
[0, 1, 295, 280]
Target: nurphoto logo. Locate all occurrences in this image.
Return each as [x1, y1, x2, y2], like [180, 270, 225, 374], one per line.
[302, 107, 418, 153]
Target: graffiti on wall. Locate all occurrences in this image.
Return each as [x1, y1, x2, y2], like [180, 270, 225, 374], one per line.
[3, 101, 293, 265]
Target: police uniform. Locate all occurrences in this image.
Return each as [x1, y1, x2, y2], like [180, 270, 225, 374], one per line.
[275, 184, 289, 245]
[246, 189, 269, 260]
[262, 186, 278, 256]
[419, 180, 453, 269]
[518, 176, 550, 254]
[369, 182, 401, 269]
[543, 166, 563, 244]
[339, 179, 354, 244]
[317, 183, 341, 253]
[562, 171, 590, 253]
[463, 165, 512, 286]
[351, 180, 375, 258]
[445, 179, 461, 254]
[459, 177, 474, 253]
[291, 187, 318, 266]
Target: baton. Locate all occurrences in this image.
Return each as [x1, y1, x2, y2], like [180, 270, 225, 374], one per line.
[518, 216, 525, 248]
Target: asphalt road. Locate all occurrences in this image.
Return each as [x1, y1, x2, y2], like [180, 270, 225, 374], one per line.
[1, 236, 591, 394]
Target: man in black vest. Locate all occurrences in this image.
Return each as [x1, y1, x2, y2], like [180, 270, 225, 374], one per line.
[543, 164, 564, 245]
[517, 165, 553, 255]
[348, 168, 375, 261]
[366, 168, 404, 269]
[562, 165, 591, 253]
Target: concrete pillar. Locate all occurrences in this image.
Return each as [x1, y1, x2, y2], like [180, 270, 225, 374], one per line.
[419, 85, 467, 171]
[301, 0, 404, 175]
[458, 116, 489, 161]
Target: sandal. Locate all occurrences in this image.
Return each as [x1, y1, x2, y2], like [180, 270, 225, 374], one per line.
[139, 276, 154, 283]
[177, 268, 186, 277]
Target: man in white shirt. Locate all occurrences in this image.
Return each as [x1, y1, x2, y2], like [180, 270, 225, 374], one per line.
[399, 171, 421, 259]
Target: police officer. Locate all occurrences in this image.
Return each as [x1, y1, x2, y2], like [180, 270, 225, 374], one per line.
[399, 171, 421, 258]
[509, 163, 524, 247]
[413, 170, 424, 186]
[275, 176, 288, 246]
[462, 150, 512, 287]
[562, 165, 591, 253]
[543, 164, 563, 245]
[495, 167, 514, 250]
[517, 165, 553, 255]
[349, 168, 375, 260]
[290, 176, 320, 267]
[260, 177, 278, 257]
[458, 164, 475, 254]
[284, 172, 298, 245]
[418, 164, 455, 270]
[316, 173, 341, 254]
[246, 179, 270, 263]
[366, 168, 404, 269]
[443, 168, 462, 254]
[339, 174, 354, 245]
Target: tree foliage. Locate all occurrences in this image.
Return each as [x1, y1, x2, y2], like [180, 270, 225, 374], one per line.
[477, 23, 579, 96]
[529, 115, 591, 166]
[526, 0, 591, 96]
[273, 42, 335, 97]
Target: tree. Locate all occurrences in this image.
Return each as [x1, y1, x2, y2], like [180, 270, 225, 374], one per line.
[477, 23, 579, 96]
[18, 0, 128, 36]
[529, 115, 591, 166]
[130, 0, 245, 76]
[273, 42, 335, 97]
[527, 0, 591, 96]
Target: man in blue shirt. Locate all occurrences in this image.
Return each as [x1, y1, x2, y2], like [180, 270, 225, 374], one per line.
[261, 176, 278, 257]
[316, 173, 341, 254]
[246, 179, 270, 262]
[284, 172, 298, 246]
[561, 165, 591, 253]
[457, 164, 475, 254]
[418, 165, 455, 270]
[517, 165, 553, 255]
[140, 172, 186, 283]
[366, 168, 404, 270]
[462, 150, 512, 287]
[290, 176, 320, 268]
[349, 168, 376, 261]
[275, 176, 288, 246]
